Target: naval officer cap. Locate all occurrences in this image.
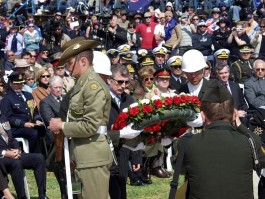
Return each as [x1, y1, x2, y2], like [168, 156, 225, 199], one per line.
[167, 56, 182, 67]
[119, 51, 133, 61]
[106, 49, 119, 58]
[202, 79, 232, 103]
[8, 71, 25, 84]
[152, 46, 167, 55]
[59, 38, 101, 66]
[214, 49, 230, 59]
[117, 44, 131, 53]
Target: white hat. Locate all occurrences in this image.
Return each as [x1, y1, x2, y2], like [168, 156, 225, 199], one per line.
[152, 47, 168, 55]
[117, 44, 131, 53]
[138, 49, 148, 57]
[166, 1, 173, 8]
[182, 50, 207, 72]
[167, 56, 182, 67]
[154, 9, 161, 18]
[213, 49, 230, 59]
[93, 51, 112, 76]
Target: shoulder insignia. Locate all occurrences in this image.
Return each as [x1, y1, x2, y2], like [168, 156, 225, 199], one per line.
[90, 83, 98, 90]
[254, 127, 263, 136]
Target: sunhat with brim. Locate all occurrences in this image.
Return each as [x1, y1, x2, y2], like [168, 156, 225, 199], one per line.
[14, 59, 31, 68]
[59, 39, 101, 66]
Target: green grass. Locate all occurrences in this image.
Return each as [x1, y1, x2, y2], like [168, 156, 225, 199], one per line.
[9, 171, 185, 199]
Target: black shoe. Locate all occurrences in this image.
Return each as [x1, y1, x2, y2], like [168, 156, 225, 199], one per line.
[130, 179, 144, 186]
[139, 177, 152, 185]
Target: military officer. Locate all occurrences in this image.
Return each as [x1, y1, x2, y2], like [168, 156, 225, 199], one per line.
[169, 79, 265, 199]
[167, 56, 187, 92]
[152, 46, 168, 71]
[106, 49, 120, 65]
[231, 44, 254, 84]
[49, 39, 113, 199]
[117, 44, 131, 53]
[214, 48, 230, 66]
[0, 72, 43, 153]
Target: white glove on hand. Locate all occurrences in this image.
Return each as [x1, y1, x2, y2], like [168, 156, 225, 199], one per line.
[120, 123, 143, 139]
[187, 113, 203, 127]
[161, 138, 172, 146]
[123, 142, 145, 151]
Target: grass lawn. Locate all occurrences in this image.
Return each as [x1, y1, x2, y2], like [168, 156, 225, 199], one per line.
[9, 171, 185, 199]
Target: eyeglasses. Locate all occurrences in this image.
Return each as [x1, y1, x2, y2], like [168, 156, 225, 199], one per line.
[212, 12, 220, 14]
[41, 75, 50, 78]
[121, 14, 126, 16]
[255, 68, 265, 72]
[111, 77, 129, 85]
[160, 17, 165, 19]
[28, 26, 34, 28]
[165, 15, 172, 17]
[31, 55, 37, 57]
[26, 78, 34, 81]
[171, 66, 181, 69]
[129, 26, 135, 29]
[134, 17, 141, 20]
[7, 54, 14, 57]
[260, 26, 265, 28]
[199, 26, 207, 28]
[193, 18, 199, 20]
[222, 14, 228, 17]
[145, 16, 151, 19]
[42, 51, 48, 54]
[205, 67, 210, 70]
[55, 67, 65, 70]
[144, 77, 154, 82]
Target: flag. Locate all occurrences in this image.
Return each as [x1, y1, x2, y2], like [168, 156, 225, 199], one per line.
[128, 0, 152, 14]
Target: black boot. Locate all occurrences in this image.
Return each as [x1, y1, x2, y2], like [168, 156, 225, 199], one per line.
[54, 161, 68, 199]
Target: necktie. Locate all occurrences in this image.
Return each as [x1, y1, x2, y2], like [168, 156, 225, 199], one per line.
[115, 96, 121, 108]
[57, 97, 62, 102]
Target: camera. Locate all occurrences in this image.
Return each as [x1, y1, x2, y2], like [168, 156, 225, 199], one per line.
[232, 27, 236, 31]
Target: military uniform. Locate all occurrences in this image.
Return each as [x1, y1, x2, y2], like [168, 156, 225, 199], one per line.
[231, 59, 254, 84]
[62, 67, 113, 199]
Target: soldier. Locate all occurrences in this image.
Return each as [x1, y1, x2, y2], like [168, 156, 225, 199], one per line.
[106, 49, 120, 65]
[231, 44, 254, 84]
[49, 39, 113, 199]
[169, 79, 265, 199]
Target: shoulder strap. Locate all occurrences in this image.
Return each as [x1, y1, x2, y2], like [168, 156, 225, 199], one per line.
[234, 61, 243, 80]
[244, 132, 261, 177]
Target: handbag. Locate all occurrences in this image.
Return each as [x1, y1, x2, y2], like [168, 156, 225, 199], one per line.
[175, 180, 188, 199]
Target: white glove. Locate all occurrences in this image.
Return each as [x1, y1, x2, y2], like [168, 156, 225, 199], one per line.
[161, 138, 172, 146]
[187, 113, 203, 127]
[123, 142, 145, 151]
[119, 123, 143, 139]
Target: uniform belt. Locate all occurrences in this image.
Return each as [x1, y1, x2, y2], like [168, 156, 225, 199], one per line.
[96, 126, 107, 135]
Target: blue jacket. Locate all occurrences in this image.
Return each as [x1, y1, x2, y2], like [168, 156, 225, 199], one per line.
[165, 18, 177, 42]
[0, 89, 42, 128]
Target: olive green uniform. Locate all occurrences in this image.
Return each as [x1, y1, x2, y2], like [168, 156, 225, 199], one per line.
[169, 121, 265, 199]
[62, 67, 113, 199]
[231, 59, 254, 84]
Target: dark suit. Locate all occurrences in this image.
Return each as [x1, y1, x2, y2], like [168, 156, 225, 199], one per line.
[0, 115, 46, 199]
[178, 78, 209, 101]
[169, 76, 187, 93]
[40, 94, 62, 144]
[153, 62, 169, 71]
[0, 160, 8, 192]
[108, 92, 141, 199]
[228, 80, 248, 111]
[1, 89, 42, 153]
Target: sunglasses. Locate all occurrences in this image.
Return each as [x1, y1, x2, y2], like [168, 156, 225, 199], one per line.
[212, 12, 220, 14]
[255, 68, 265, 72]
[160, 17, 165, 19]
[31, 55, 37, 57]
[260, 26, 265, 28]
[26, 78, 34, 81]
[121, 14, 126, 16]
[42, 51, 48, 54]
[144, 77, 154, 82]
[8, 54, 15, 57]
[111, 77, 129, 85]
[165, 15, 172, 17]
[55, 67, 65, 70]
[145, 16, 151, 19]
[205, 67, 210, 70]
[193, 18, 199, 20]
[28, 26, 34, 28]
[171, 66, 181, 69]
[129, 26, 135, 29]
[41, 75, 50, 78]
[134, 17, 141, 20]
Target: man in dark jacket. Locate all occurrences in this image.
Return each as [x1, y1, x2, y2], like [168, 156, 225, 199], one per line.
[192, 20, 212, 57]
[97, 15, 127, 49]
[212, 18, 230, 52]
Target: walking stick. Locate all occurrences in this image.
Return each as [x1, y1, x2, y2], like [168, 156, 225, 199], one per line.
[64, 137, 73, 199]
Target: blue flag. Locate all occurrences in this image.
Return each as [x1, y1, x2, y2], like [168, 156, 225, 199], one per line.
[128, 0, 152, 14]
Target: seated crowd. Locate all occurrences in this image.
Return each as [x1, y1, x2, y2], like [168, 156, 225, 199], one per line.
[0, 0, 265, 198]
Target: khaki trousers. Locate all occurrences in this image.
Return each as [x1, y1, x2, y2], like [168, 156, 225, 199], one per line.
[75, 164, 111, 199]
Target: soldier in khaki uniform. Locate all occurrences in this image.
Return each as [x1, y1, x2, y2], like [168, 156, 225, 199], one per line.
[49, 39, 113, 199]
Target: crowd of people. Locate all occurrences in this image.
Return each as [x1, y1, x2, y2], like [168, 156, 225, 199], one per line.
[0, 0, 265, 199]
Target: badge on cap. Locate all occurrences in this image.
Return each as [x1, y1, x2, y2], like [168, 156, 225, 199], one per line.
[73, 44, 81, 50]
[141, 52, 147, 56]
[19, 74, 23, 80]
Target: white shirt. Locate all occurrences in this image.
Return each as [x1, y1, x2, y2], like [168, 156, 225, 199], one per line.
[154, 23, 165, 47]
[187, 79, 203, 96]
